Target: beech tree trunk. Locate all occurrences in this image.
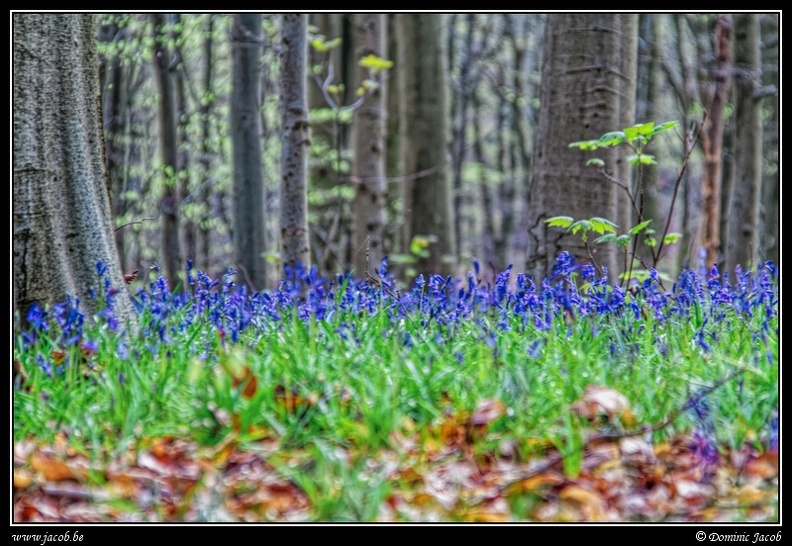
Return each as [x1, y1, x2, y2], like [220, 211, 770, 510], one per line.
[13, 13, 136, 330]
[397, 14, 457, 278]
[151, 13, 183, 289]
[527, 14, 637, 283]
[231, 14, 267, 290]
[279, 14, 311, 271]
[351, 14, 388, 278]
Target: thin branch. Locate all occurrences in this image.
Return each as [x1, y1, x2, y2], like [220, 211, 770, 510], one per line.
[655, 116, 704, 263]
[114, 217, 156, 233]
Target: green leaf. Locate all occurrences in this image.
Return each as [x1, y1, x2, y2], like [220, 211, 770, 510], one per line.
[594, 233, 617, 244]
[651, 120, 679, 135]
[619, 269, 652, 283]
[628, 154, 657, 166]
[568, 139, 600, 151]
[597, 131, 626, 147]
[663, 232, 682, 245]
[570, 219, 592, 234]
[644, 237, 657, 248]
[589, 217, 618, 234]
[311, 36, 342, 53]
[545, 216, 574, 229]
[624, 122, 655, 142]
[586, 158, 605, 167]
[616, 235, 631, 247]
[629, 220, 653, 235]
[358, 54, 393, 73]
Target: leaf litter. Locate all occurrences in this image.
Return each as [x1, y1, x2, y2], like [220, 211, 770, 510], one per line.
[13, 388, 777, 522]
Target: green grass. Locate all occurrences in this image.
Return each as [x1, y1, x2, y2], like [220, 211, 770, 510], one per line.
[12, 264, 779, 521]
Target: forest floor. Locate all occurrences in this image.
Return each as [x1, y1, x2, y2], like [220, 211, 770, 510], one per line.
[13, 410, 778, 522]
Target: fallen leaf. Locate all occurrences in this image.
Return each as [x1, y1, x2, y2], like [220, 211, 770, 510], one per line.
[572, 385, 634, 426]
[14, 469, 33, 489]
[743, 451, 778, 479]
[30, 454, 78, 482]
[470, 399, 506, 426]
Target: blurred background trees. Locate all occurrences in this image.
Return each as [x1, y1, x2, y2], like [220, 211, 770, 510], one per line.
[14, 12, 779, 300]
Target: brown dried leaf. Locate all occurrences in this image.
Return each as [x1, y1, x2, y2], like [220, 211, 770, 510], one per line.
[470, 399, 506, 427]
[14, 469, 33, 489]
[30, 454, 78, 482]
[510, 472, 565, 493]
[572, 385, 634, 426]
[559, 484, 605, 506]
[463, 499, 510, 522]
[743, 451, 778, 479]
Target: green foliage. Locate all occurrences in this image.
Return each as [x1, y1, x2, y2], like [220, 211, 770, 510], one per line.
[629, 220, 653, 236]
[310, 36, 342, 53]
[547, 216, 617, 244]
[545, 216, 574, 229]
[559, 119, 689, 286]
[568, 121, 678, 153]
[358, 54, 393, 73]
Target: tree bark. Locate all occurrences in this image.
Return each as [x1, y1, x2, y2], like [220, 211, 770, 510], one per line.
[98, 18, 128, 272]
[725, 13, 762, 275]
[280, 14, 311, 271]
[13, 13, 136, 330]
[151, 13, 183, 289]
[351, 14, 388, 278]
[397, 14, 457, 278]
[198, 14, 215, 272]
[758, 14, 779, 266]
[635, 13, 662, 267]
[697, 14, 732, 271]
[527, 14, 638, 284]
[231, 14, 267, 290]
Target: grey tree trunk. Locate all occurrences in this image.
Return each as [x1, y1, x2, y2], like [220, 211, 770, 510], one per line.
[397, 14, 457, 278]
[198, 14, 215, 272]
[280, 14, 310, 271]
[351, 14, 388, 278]
[527, 14, 637, 284]
[13, 13, 136, 330]
[725, 14, 763, 275]
[759, 14, 779, 266]
[98, 19, 128, 272]
[231, 14, 267, 290]
[151, 13, 183, 290]
[385, 14, 402, 253]
[173, 14, 196, 268]
[635, 14, 662, 267]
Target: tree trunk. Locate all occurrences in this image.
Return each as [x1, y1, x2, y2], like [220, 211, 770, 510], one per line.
[385, 14, 402, 254]
[151, 13, 182, 290]
[231, 14, 267, 290]
[527, 14, 638, 284]
[759, 14, 779, 266]
[351, 14, 388, 278]
[280, 14, 311, 271]
[725, 13, 762, 275]
[172, 14, 196, 268]
[13, 13, 136, 330]
[449, 15, 474, 261]
[397, 14, 457, 278]
[98, 18, 128, 273]
[697, 14, 732, 271]
[198, 14, 215, 272]
[635, 13, 663, 267]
